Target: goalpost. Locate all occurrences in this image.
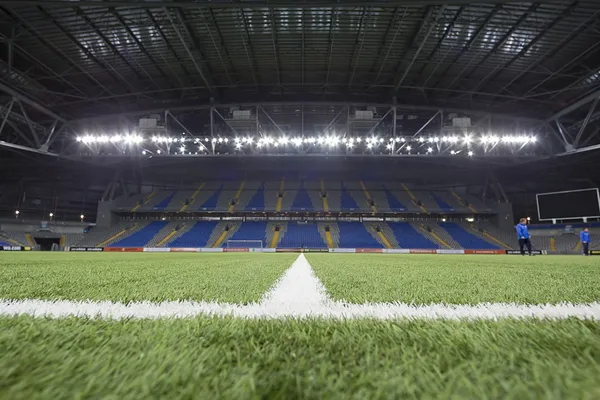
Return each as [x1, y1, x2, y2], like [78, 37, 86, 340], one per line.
[226, 240, 263, 249]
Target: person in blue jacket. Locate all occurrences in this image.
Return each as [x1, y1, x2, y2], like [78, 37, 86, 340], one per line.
[580, 227, 590, 256]
[516, 218, 532, 256]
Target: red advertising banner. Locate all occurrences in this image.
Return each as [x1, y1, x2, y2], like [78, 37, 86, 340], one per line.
[409, 249, 436, 254]
[356, 248, 383, 253]
[105, 247, 143, 252]
[464, 249, 506, 255]
[224, 248, 250, 252]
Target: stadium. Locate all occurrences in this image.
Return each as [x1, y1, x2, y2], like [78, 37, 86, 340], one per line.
[1, 0, 600, 397]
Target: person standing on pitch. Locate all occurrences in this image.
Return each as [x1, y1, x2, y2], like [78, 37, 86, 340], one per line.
[580, 227, 590, 256]
[516, 218, 532, 256]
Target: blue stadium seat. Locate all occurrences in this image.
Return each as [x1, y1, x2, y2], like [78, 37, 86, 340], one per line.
[439, 222, 499, 249]
[170, 221, 219, 248]
[279, 223, 326, 248]
[340, 188, 359, 211]
[338, 222, 382, 248]
[384, 188, 406, 211]
[112, 221, 169, 247]
[432, 194, 455, 212]
[245, 186, 265, 211]
[291, 186, 314, 211]
[198, 185, 222, 211]
[153, 192, 176, 211]
[227, 222, 268, 247]
[388, 222, 437, 249]
[0, 241, 11, 246]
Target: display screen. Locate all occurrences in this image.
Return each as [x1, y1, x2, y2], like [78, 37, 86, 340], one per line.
[537, 189, 600, 220]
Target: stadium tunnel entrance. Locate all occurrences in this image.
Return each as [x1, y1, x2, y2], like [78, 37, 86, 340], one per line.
[34, 237, 61, 251]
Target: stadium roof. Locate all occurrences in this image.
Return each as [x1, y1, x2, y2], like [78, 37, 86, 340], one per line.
[1, 0, 599, 120]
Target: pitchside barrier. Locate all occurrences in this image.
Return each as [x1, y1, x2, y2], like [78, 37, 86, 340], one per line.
[0, 246, 32, 251]
[66, 247, 548, 255]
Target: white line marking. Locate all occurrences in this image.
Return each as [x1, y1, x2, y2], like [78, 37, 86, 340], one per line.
[1, 254, 600, 320]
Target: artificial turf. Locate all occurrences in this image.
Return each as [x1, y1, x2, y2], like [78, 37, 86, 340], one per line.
[0, 253, 297, 303]
[307, 254, 600, 304]
[1, 316, 599, 399]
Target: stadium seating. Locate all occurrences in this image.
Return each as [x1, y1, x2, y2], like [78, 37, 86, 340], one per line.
[337, 222, 382, 248]
[340, 188, 360, 211]
[226, 221, 268, 247]
[279, 223, 326, 248]
[170, 221, 219, 248]
[290, 186, 314, 211]
[113, 180, 499, 215]
[245, 185, 265, 211]
[431, 193, 455, 212]
[111, 221, 169, 247]
[388, 222, 437, 249]
[384, 188, 407, 212]
[152, 192, 176, 211]
[439, 222, 499, 250]
[198, 185, 222, 210]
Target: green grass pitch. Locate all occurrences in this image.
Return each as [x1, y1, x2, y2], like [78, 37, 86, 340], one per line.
[306, 254, 600, 304]
[1, 252, 600, 399]
[0, 253, 297, 303]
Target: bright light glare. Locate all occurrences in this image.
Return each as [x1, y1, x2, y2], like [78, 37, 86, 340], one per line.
[468, 151, 474, 157]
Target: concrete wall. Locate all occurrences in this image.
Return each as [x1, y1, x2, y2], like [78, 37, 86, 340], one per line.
[491, 202, 515, 233]
[96, 200, 119, 229]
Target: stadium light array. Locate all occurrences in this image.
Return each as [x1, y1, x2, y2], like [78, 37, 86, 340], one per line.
[78, 134, 538, 146]
[75, 133, 538, 156]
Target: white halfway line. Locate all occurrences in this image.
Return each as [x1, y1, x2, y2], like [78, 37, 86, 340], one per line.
[1, 254, 600, 321]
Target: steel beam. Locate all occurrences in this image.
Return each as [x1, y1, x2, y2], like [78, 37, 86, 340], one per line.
[450, 3, 538, 91]
[574, 98, 598, 147]
[430, 5, 501, 88]
[269, 8, 283, 94]
[0, 81, 65, 123]
[110, 8, 171, 85]
[0, 100, 15, 137]
[472, 2, 579, 95]
[547, 89, 600, 122]
[393, 6, 445, 92]
[4, 1, 529, 8]
[71, 101, 543, 123]
[163, 8, 215, 95]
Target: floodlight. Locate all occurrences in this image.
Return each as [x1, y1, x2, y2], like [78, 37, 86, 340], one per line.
[15, 210, 19, 215]
[157, 150, 162, 154]
[406, 145, 412, 151]
[49, 213, 54, 218]
[468, 151, 473, 156]
[427, 147, 433, 153]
